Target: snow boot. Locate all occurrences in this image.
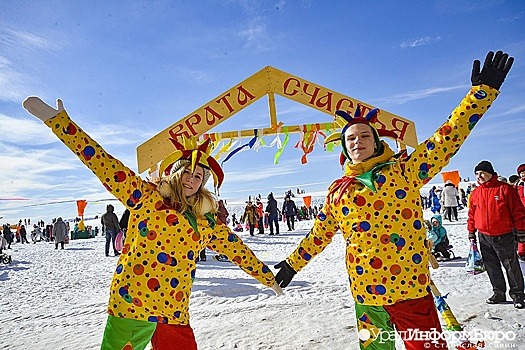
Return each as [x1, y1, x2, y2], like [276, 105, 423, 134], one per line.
[486, 293, 506, 304]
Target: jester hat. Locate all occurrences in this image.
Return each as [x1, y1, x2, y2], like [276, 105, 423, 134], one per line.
[159, 137, 224, 190]
[324, 104, 397, 165]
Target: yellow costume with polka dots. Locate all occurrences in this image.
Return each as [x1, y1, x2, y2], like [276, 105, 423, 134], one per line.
[45, 111, 276, 325]
[285, 85, 498, 306]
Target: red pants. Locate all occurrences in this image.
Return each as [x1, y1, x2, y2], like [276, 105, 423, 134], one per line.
[151, 323, 197, 350]
[356, 293, 448, 350]
[101, 315, 197, 350]
[384, 293, 447, 350]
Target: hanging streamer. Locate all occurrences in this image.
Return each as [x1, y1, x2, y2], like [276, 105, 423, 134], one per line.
[214, 137, 238, 161]
[274, 127, 290, 164]
[221, 130, 258, 165]
[295, 124, 326, 164]
[252, 128, 267, 151]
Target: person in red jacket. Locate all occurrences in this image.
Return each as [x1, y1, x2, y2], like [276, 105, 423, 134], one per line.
[255, 198, 265, 234]
[515, 163, 525, 261]
[467, 160, 525, 309]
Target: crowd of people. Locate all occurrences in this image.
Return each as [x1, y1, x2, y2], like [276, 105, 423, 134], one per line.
[0, 211, 128, 256]
[232, 192, 320, 236]
[1, 218, 67, 248]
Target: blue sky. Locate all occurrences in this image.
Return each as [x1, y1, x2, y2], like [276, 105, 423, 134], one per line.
[1, 0, 525, 223]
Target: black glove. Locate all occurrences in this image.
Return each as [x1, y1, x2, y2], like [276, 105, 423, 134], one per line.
[468, 232, 477, 242]
[514, 231, 525, 243]
[274, 260, 297, 288]
[471, 50, 514, 90]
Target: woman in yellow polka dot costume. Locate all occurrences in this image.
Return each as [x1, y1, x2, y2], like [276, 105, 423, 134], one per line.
[22, 97, 282, 350]
[274, 51, 514, 350]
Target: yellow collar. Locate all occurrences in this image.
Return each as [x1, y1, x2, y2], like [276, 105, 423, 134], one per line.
[344, 141, 395, 176]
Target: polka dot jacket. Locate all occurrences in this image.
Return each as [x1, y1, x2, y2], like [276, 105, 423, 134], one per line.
[45, 112, 276, 325]
[285, 85, 498, 306]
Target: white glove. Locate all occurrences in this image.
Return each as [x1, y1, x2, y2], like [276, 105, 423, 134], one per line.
[22, 97, 64, 122]
[271, 282, 283, 296]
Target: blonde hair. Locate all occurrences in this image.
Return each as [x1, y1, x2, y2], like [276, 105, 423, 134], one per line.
[157, 163, 218, 217]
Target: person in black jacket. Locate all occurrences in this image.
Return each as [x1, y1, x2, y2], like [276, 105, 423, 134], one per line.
[3, 224, 13, 249]
[119, 209, 130, 237]
[101, 204, 121, 256]
[266, 192, 280, 235]
[282, 196, 297, 231]
[20, 225, 30, 244]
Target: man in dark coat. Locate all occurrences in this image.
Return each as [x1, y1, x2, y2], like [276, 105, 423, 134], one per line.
[265, 192, 280, 235]
[3, 224, 13, 249]
[52, 217, 68, 250]
[282, 196, 297, 231]
[101, 204, 121, 256]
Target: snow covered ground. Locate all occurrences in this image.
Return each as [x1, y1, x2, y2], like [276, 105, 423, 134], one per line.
[1, 208, 524, 349]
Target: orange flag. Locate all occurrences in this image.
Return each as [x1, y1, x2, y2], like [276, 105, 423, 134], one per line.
[441, 171, 460, 187]
[76, 200, 88, 217]
[303, 196, 312, 208]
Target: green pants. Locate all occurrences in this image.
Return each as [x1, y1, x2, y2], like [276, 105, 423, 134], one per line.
[355, 303, 395, 350]
[101, 315, 156, 350]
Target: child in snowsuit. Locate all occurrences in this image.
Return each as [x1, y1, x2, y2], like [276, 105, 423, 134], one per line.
[426, 214, 451, 261]
[22, 97, 282, 350]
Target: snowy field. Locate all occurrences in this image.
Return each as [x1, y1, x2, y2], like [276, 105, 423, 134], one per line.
[1, 208, 524, 349]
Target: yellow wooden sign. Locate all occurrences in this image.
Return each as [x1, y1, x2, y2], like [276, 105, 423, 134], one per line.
[137, 66, 417, 173]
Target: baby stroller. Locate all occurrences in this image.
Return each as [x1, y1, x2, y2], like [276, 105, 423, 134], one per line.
[432, 236, 457, 261]
[433, 243, 457, 261]
[1, 252, 12, 264]
[0, 237, 12, 264]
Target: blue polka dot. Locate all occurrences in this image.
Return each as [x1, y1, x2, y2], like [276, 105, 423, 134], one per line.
[157, 252, 169, 264]
[469, 114, 481, 123]
[395, 189, 406, 199]
[474, 90, 487, 99]
[412, 253, 422, 264]
[395, 237, 406, 248]
[376, 285, 386, 295]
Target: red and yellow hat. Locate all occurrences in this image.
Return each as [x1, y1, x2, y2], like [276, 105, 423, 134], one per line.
[159, 137, 224, 190]
[325, 104, 397, 165]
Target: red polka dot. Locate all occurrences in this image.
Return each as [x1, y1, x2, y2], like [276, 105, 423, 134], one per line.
[390, 264, 402, 275]
[133, 264, 145, 275]
[417, 274, 427, 285]
[401, 208, 412, 219]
